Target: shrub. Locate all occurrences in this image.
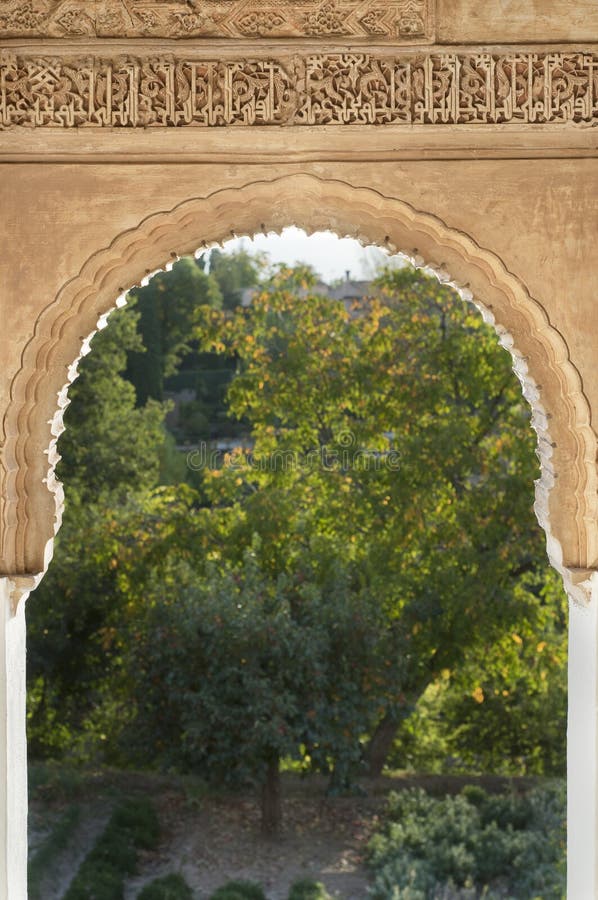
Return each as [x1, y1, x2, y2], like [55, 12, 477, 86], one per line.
[138, 873, 194, 899]
[366, 782, 566, 899]
[288, 878, 332, 899]
[28, 762, 86, 804]
[64, 797, 160, 900]
[111, 797, 160, 849]
[209, 881, 267, 900]
[65, 864, 125, 900]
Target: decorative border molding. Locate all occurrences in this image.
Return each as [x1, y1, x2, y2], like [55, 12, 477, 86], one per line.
[2, 175, 596, 605]
[0, 0, 433, 41]
[1, 50, 597, 128]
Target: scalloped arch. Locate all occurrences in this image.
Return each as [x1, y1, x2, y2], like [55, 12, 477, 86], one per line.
[2, 174, 596, 603]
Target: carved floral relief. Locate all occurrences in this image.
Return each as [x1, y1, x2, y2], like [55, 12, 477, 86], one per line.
[0, 0, 434, 40]
[1, 51, 597, 128]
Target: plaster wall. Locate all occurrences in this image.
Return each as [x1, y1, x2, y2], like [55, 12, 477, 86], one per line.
[437, 0, 598, 43]
[1, 155, 597, 575]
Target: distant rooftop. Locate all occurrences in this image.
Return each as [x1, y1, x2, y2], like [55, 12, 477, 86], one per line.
[241, 271, 377, 308]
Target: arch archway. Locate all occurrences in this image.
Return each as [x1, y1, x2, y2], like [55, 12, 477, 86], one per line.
[1, 172, 597, 899]
[2, 174, 596, 599]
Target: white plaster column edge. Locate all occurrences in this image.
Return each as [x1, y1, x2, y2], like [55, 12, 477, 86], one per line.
[568, 572, 598, 900]
[0, 576, 38, 900]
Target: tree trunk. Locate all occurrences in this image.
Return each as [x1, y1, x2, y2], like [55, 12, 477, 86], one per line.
[260, 753, 282, 836]
[364, 714, 399, 777]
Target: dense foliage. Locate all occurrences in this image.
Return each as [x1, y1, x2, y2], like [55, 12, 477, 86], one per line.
[366, 782, 566, 899]
[123, 549, 399, 824]
[137, 874, 194, 900]
[183, 265, 566, 780]
[125, 257, 223, 405]
[392, 570, 567, 775]
[26, 302, 169, 758]
[26, 251, 568, 836]
[288, 880, 332, 900]
[126, 250, 261, 441]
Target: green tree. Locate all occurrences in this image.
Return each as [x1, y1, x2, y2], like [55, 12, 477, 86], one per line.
[392, 567, 567, 776]
[208, 247, 263, 310]
[26, 303, 170, 757]
[188, 265, 562, 777]
[28, 260, 566, 811]
[171, 249, 266, 441]
[113, 265, 563, 802]
[56, 300, 167, 502]
[126, 257, 223, 404]
[123, 548, 398, 832]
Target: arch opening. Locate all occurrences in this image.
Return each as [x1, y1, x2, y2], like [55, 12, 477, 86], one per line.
[2, 176, 595, 610]
[7, 197, 587, 892]
[20, 221, 575, 896]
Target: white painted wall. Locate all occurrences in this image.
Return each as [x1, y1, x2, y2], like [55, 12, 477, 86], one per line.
[568, 578, 598, 899]
[0, 579, 27, 900]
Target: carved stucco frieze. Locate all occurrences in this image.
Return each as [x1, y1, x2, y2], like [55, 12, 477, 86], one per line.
[1, 50, 597, 127]
[0, 0, 433, 40]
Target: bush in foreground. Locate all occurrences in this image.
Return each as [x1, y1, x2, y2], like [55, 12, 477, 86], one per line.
[64, 797, 160, 900]
[288, 878, 332, 899]
[366, 782, 565, 899]
[138, 873, 194, 899]
[210, 880, 267, 900]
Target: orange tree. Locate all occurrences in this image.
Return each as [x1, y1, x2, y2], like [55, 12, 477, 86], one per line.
[199, 265, 562, 769]
[125, 548, 397, 833]
[121, 264, 564, 815]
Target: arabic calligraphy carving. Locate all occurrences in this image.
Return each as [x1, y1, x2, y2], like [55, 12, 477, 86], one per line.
[1, 51, 597, 128]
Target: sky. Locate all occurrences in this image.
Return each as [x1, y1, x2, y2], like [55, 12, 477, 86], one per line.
[221, 227, 401, 283]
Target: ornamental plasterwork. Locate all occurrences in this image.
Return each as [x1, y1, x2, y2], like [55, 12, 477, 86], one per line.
[0, 0, 433, 40]
[1, 51, 597, 127]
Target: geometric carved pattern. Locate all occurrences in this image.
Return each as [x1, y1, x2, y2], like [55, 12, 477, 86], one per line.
[1, 51, 597, 128]
[0, 0, 433, 40]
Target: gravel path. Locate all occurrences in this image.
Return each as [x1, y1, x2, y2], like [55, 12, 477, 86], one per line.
[125, 786, 378, 899]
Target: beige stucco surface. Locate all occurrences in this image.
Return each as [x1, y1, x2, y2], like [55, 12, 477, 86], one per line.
[437, 0, 598, 42]
[1, 153, 597, 581]
[1, 157, 597, 402]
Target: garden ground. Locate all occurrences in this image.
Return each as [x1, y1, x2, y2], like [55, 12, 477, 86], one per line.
[29, 768, 536, 899]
